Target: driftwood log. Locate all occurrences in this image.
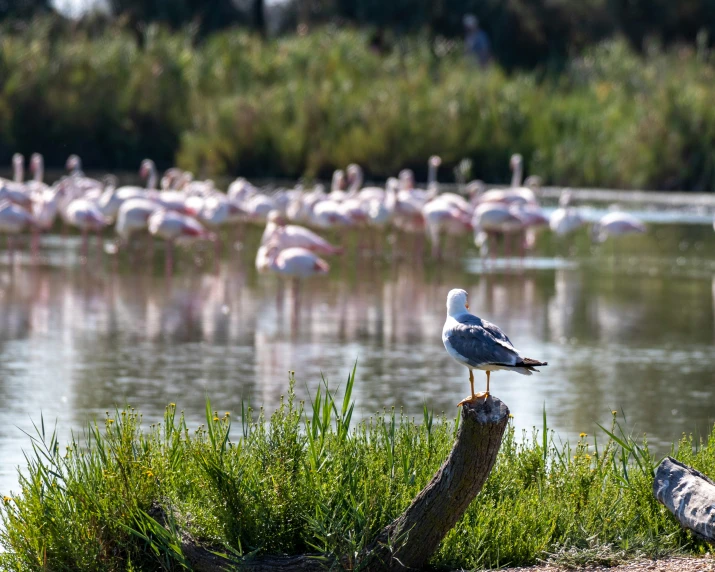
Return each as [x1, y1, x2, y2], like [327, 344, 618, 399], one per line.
[653, 456, 715, 542]
[155, 396, 510, 571]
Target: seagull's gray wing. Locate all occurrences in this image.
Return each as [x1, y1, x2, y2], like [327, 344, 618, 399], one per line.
[445, 314, 521, 368]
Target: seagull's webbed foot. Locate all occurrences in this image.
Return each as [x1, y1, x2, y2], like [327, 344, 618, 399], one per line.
[457, 392, 489, 407]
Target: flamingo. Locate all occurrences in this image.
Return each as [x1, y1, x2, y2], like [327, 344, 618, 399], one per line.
[261, 210, 342, 255]
[64, 198, 107, 258]
[115, 198, 160, 243]
[514, 203, 549, 253]
[0, 154, 33, 210]
[479, 154, 538, 206]
[99, 159, 157, 222]
[0, 200, 37, 263]
[243, 193, 277, 224]
[11, 153, 23, 183]
[0, 153, 25, 186]
[148, 209, 212, 275]
[367, 178, 397, 229]
[187, 192, 245, 260]
[592, 211, 646, 243]
[261, 245, 330, 278]
[63, 155, 103, 192]
[550, 190, 585, 236]
[311, 198, 350, 229]
[259, 243, 330, 327]
[423, 198, 472, 259]
[25, 153, 50, 193]
[328, 170, 348, 201]
[287, 184, 327, 224]
[227, 177, 259, 205]
[472, 202, 526, 259]
[189, 194, 245, 229]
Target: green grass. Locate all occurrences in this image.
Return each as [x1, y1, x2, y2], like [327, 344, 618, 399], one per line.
[1, 368, 714, 571]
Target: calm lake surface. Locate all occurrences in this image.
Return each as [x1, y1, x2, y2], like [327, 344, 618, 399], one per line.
[1, 200, 714, 494]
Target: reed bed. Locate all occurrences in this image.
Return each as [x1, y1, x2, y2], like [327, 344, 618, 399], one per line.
[2, 21, 715, 189]
[1, 368, 713, 570]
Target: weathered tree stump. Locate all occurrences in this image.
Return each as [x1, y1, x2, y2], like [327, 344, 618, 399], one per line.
[653, 456, 715, 541]
[156, 396, 509, 571]
[361, 395, 510, 571]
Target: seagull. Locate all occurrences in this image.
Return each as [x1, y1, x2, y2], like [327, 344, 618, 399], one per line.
[443, 288, 547, 406]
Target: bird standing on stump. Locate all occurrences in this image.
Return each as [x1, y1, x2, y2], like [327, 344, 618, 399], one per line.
[442, 288, 547, 406]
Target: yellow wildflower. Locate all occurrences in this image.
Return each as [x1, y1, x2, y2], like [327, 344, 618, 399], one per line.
[579, 432, 587, 438]
[107, 419, 115, 424]
[612, 410, 618, 415]
[213, 417, 219, 422]
[3, 496, 11, 503]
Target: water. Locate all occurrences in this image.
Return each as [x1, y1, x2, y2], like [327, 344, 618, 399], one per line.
[0, 212, 714, 495]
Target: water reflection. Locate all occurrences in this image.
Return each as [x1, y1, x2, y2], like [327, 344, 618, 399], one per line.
[0, 223, 714, 495]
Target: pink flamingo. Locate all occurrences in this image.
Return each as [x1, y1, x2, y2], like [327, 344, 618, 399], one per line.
[261, 244, 330, 328]
[472, 202, 526, 260]
[64, 198, 107, 259]
[479, 154, 538, 206]
[549, 190, 585, 236]
[261, 211, 342, 255]
[423, 199, 472, 259]
[0, 154, 33, 211]
[0, 201, 37, 264]
[148, 209, 212, 275]
[592, 211, 646, 243]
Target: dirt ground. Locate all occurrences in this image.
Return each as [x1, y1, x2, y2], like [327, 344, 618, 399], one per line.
[506, 557, 715, 572]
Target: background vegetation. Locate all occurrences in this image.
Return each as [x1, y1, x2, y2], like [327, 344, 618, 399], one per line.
[2, 2, 715, 189]
[1, 373, 713, 570]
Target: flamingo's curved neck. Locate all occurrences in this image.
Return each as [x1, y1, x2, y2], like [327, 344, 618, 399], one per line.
[511, 162, 523, 188]
[427, 163, 438, 191]
[147, 167, 158, 190]
[347, 172, 362, 196]
[13, 160, 23, 183]
[385, 184, 397, 213]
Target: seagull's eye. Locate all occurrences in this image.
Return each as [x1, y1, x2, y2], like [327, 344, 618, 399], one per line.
[465, 302, 470, 309]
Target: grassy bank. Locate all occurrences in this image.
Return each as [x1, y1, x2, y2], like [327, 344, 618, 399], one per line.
[1, 370, 713, 571]
[2, 21, 715, 190]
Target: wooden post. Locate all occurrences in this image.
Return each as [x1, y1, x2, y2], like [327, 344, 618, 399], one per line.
[157, 397, 509, 571]
[653, 456, 715, 541]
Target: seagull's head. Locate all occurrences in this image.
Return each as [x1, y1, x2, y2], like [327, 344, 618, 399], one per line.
[446, 288, 469, 317]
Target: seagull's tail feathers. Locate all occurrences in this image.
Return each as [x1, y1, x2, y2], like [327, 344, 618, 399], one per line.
[514, 357, 547, 373]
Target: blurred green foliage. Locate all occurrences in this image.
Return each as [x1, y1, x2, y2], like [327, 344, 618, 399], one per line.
[2, 20, 715, 190]
[0, 0, 51, 21]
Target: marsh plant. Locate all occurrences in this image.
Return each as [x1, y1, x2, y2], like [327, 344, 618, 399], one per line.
[1, 368, 713, 570]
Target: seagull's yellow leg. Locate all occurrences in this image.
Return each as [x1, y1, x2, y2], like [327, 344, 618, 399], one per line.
[458, 369, 488, 406]
[477, 370, 491, 399]
[466, 371, 490, 403]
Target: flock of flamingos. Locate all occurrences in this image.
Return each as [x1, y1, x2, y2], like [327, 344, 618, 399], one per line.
[0, 152, 648, 281]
